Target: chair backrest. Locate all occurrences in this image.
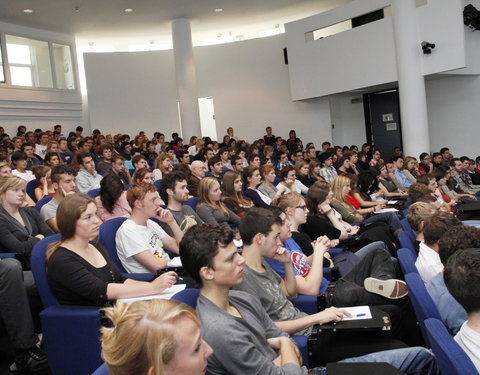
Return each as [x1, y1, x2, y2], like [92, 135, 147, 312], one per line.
[153, 179, 162, 194]
[184, 196, 200, 210]
[171, 288, 200, 307]
[34, 195, 53, 212]
[397, 248, 419, 276]
[405, 272, 442, 347]
[26, 179, 41, 202]
[87, 188, 100, 198]
[398, 231, 416, 258]
[99, 217, 128, 272]
[400, 217, 415, 237]
[424, 318, 479, 375]
[31, 234, 62, 308]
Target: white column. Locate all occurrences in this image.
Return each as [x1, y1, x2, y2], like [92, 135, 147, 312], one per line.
[391, 0, 430, 157]
[171, 18, 201, 140]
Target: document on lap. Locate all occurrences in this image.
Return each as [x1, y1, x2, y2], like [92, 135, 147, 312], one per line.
[339, 306, 372, 321]
[117, 284, 186, 303]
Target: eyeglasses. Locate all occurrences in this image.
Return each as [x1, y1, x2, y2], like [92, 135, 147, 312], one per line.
[295, 205, 307, 210]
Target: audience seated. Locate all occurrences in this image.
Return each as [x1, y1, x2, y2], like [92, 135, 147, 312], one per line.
[95, 174, 131, 221]
[187, 160, 206, 197]
[415, 212, 462, 284]
[115, 183, 182, 273]
[444, 248, 480, 372]
[426, 225, 480, 335]
[31, 165, 54, 201]
[40, 164, 78, 232]
[196, 177, 240, 228]
[75, 152, 103, 193]
[179, 223, 437, 374]
[46, 193, 177, 306]
[221, 170, 254, 217]
[0, 176, 55, 268]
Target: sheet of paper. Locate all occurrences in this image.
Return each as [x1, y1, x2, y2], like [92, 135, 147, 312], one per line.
[338, 305, 372, 321]
[167, 256, 182, 267]
[387, 201, 398, 205]
[374, 208, 398, 214]
[117, 284, 186, 303]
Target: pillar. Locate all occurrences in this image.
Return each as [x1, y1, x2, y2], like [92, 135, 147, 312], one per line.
[391, 0, 431, 157]
[171, 18, 201, 140]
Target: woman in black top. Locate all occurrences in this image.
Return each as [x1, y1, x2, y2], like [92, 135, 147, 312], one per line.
[46, 194, 176, 306]
[0, 176, 55, 268]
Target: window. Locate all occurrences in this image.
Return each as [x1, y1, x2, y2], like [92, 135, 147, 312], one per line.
[6, 35, 53, 88]
[0, 42, 4, 82]
[52, 43, 75, 90]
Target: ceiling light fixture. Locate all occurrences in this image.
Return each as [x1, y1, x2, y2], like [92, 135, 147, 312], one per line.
[23, 9, 33, 13]
[124, 8, 134, 13]
[215, 8, 223, 12]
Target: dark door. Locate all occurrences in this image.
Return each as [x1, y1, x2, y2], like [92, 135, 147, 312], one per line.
[363, 89, 403, 159]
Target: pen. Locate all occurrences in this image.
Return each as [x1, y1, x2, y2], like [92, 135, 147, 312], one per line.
[176, 276, 183, 280]
[355, 313, 366, 317]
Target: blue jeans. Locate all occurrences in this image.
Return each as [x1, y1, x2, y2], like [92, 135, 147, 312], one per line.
[354, 241, 400, 277]
[312, 346, 438, 375]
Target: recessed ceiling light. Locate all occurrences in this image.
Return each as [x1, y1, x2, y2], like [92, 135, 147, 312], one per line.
[23, 9, 33, 13]
[124, 8, 134, 13]
[214, 8, 223, 12]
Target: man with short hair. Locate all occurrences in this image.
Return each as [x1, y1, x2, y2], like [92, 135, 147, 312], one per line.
[58, 138, 73, 164]
[12, 137, 24, 152]
[21, 142, 42, 170]
[187, 160, 206, 197]
[264, 126, 275, 146]
[304, 145, 317, 162]
[452, 158, 480, 194]
[218, 147, 231, 170]
[181, 222, 438, 375]
[160, 171, 203, 235]
[96, 143, 114, 175]
[426, 225, 480, 335]
[291, 151, 304, 164]
[440, 147, 452, 163]
[131, 154, 148, 171]
[415, 212, 462, 283]
[444, 248, 480, 372]
[178, 150, 191, 165]
[247, 153, 261, 168]
[75, 152, 103, 193]
[206, 156, 223, 184]
[17, 125, 26, 137]
[116, 183, 182, 273]
[40, 165, 78, 232]
[276, 151, 293, 172]
[392, 156, 412, 189]
[321, 141, 331, 153]
[318, 152, 337, 183]
[35, 132, 49, 160]
[231, 155, 244, 173]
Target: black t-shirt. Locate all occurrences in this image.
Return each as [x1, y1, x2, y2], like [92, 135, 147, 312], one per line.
[302, 215, 341, 241]
[47, 243, 126, 306]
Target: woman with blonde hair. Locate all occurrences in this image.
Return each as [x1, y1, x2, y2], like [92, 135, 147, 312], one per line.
[46, 194, 177, 306]
[0, 176, 54, 267]
[221, 171, 253, 217]
[330, 175, 402, 232]
[101, 299, 213, 375]
[196, 177, 240, 228]
[152, 153, 173, 181]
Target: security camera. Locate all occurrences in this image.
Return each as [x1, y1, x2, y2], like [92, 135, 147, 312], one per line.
[421, 41, 436, 54]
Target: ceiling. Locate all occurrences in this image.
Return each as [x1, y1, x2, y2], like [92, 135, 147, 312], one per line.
[0, 0, 351, 49]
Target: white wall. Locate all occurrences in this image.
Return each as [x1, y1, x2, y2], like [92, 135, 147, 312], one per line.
[329, 95, 366, 147]
[285, 0, 466, 100]
[0, 21, 82, 136]
[84, 35, 333, 147]
[426, 75, 480, 158]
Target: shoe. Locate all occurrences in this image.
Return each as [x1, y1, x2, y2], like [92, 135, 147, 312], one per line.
[9, 346, 49, 373]
[364, 277, 408, 299]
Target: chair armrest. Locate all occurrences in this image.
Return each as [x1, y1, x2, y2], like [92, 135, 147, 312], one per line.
[0, 253, 16, 259]
[122, 273, 155, 282]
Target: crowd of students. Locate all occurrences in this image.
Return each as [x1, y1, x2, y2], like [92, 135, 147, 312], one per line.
[0, 123, 479, 374]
